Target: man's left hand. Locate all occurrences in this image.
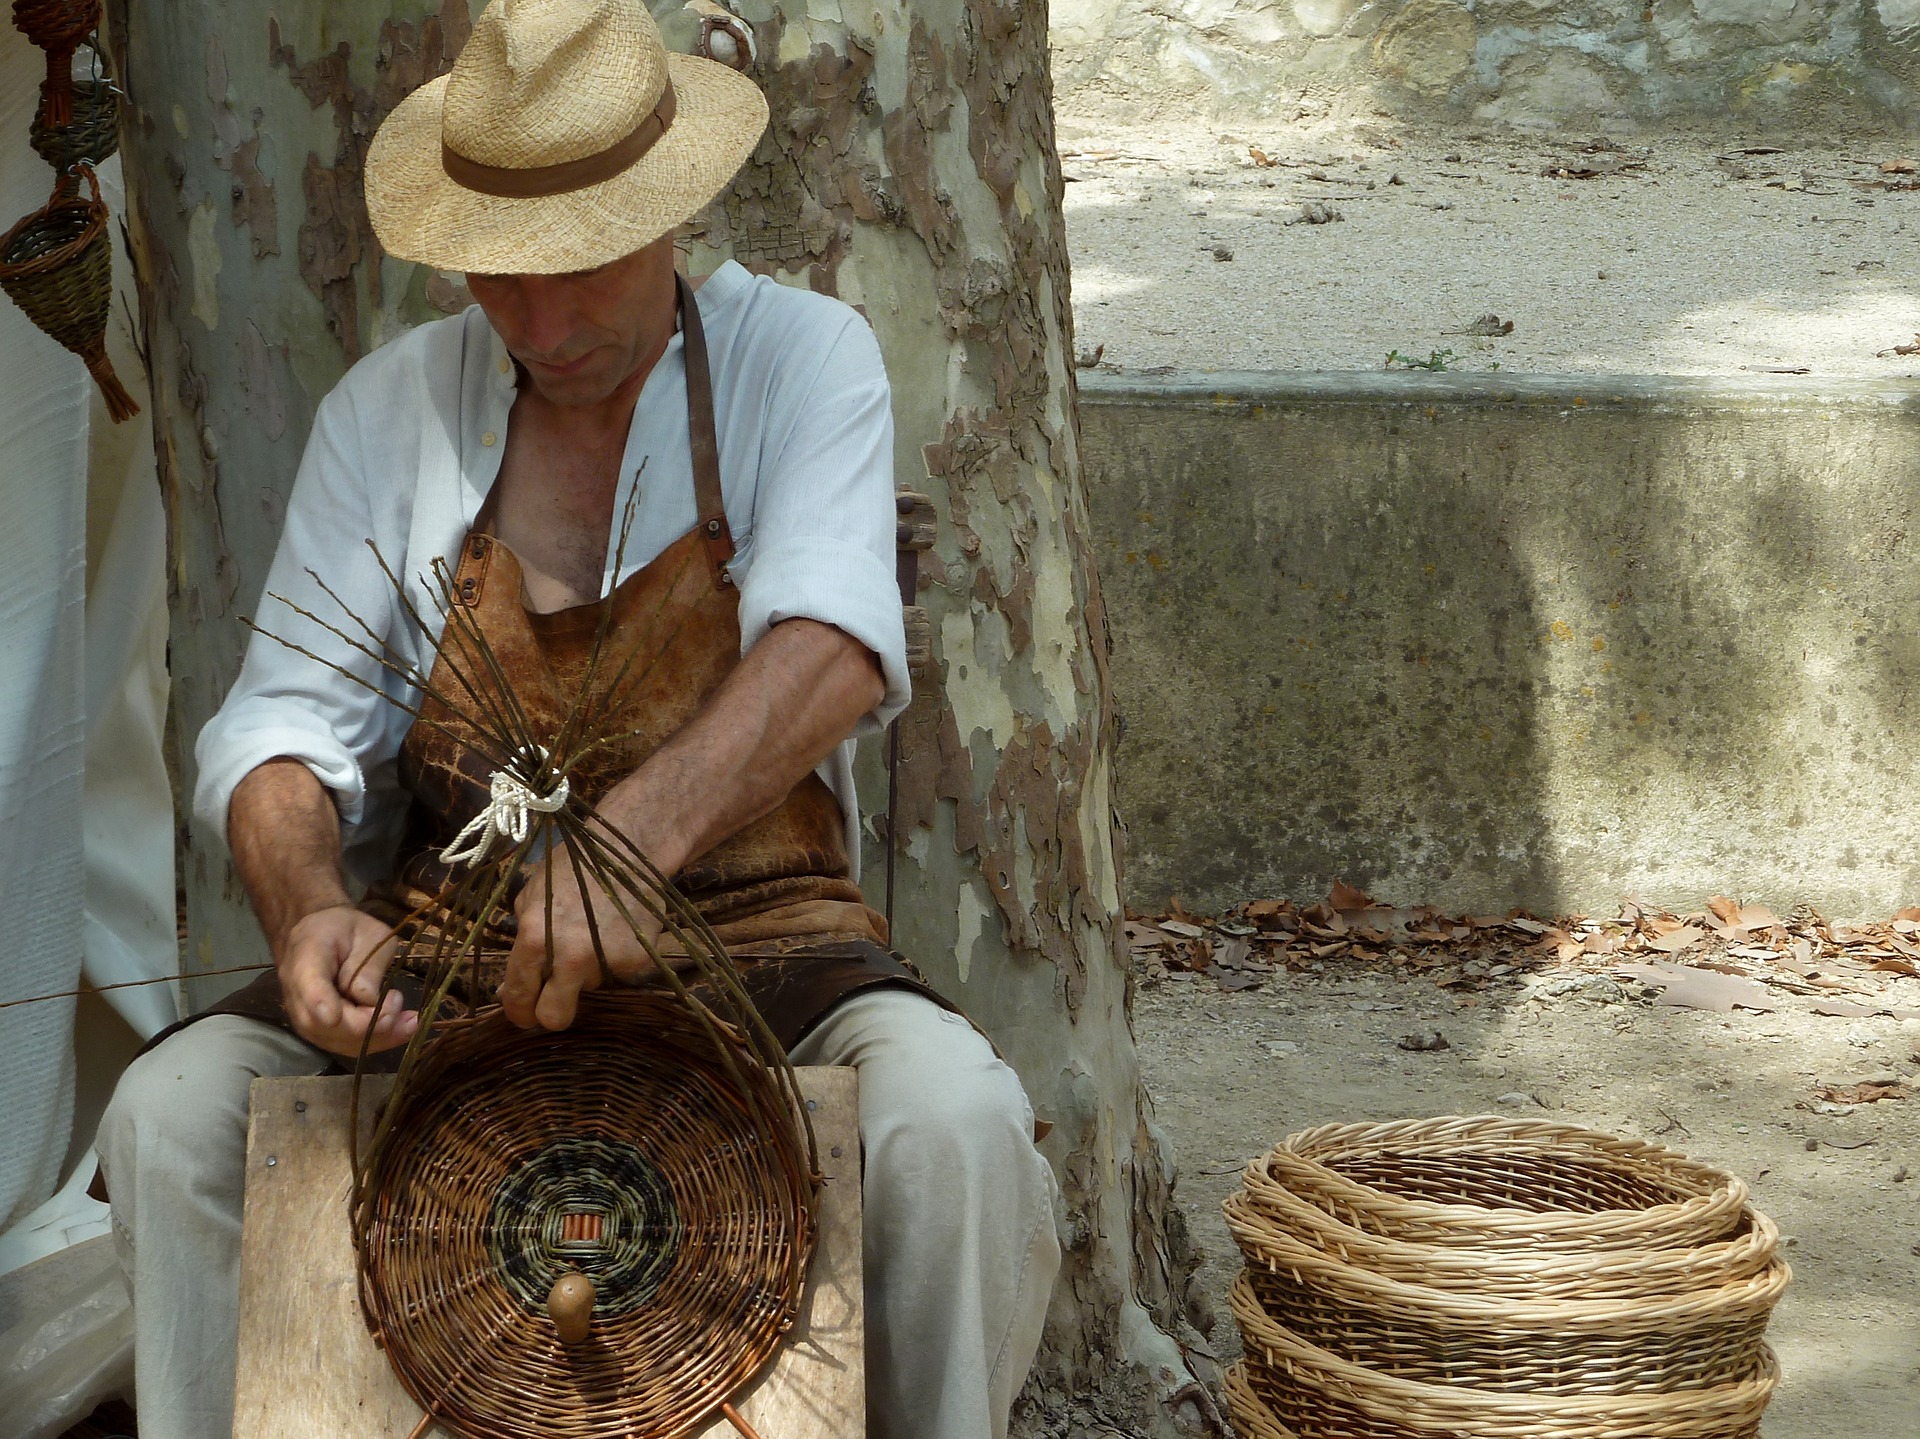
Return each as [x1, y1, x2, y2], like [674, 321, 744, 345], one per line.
[499, 840, 670, 1030]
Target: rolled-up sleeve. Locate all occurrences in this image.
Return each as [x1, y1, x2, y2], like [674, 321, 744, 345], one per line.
[191, 387, 407, 853]
[733, 314, 908, 736]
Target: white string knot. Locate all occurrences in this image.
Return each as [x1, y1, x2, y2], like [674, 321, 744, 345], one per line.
[439, 749, 571, 868]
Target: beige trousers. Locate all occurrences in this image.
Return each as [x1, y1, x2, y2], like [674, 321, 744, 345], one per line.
[97, 987, 1060, 1439]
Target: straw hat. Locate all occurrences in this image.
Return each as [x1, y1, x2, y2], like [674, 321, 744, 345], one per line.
[366, 0, 768, 275]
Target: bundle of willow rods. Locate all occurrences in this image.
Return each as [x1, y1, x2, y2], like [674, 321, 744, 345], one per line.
[1223, 1116, 1789, 1439]
[252, 489, 817, 1439]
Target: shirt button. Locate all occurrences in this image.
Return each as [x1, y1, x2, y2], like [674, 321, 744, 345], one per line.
[481, 431, 497, 447]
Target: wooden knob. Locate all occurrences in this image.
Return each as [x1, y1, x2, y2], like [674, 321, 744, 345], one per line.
[547, 1272, 596, 1345]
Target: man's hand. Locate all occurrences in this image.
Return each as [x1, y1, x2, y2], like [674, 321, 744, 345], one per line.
[496, 617, 882, 1033]
[230, 758, 419, 1058]
[278, 904, 416, 1057]
[499, 845, 669, 1031]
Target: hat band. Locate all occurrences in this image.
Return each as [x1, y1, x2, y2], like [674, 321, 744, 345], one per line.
[440, 83, 678, 199]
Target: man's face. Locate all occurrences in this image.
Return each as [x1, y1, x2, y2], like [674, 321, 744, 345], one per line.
[466, 233, 678, 406]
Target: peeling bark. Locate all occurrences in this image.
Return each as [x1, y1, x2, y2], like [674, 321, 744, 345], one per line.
[691, 2, 1215, 1432]
[109, 0, 473, 1003]
[113, 0, 1209, 1431]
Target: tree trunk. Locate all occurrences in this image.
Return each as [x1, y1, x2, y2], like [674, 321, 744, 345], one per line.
[112, 0, 1216, 1432]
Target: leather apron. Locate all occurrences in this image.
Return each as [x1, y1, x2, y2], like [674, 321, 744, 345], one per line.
[182, 275, 940, 1056]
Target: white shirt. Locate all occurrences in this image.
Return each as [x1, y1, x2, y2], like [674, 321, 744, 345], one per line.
[194, 261, 909, 884]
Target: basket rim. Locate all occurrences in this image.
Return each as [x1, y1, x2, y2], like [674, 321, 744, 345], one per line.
[1224, 1186, 1781, 1296]
[0, 166, 104, 281]
[1230, 1273, 1780, 1423]
[1230, 1222, 1791, 1328]
[1260, 1115, 1748, 1239]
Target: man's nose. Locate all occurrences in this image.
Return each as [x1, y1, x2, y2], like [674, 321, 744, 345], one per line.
[513, 276, 582, 355]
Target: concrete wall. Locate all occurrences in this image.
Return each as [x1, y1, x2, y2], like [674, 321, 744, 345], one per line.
[1081, 371, 1920, 917]
[1052, 0, 1920, 131]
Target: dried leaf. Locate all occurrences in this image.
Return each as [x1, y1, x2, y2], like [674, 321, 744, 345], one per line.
[1812, 998, 1875, 1017]
[1617, 964, 1776, 1013]
[1707, 896, 1742, 926]
[1211, 969, 1261, 993]
[1159, 920, 1206, 939]
[1814, 1082, 1908, 1105]
[1647, 925, 1706, 954]
[1329, 878, 1375, 912]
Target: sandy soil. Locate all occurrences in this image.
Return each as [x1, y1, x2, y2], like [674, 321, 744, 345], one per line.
[1135, 958, 1920, 1438]
[1056, 114, 1920, 379]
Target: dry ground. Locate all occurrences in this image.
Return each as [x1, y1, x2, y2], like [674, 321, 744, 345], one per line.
[1057, 114, 1920, 379]
[1136, 959, 1920, 1438]
[1070, 101, 1920, 1436]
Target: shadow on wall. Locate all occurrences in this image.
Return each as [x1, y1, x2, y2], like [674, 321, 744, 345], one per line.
[1049, 0, 1920, 133]
[1080, 371, 1920, 917]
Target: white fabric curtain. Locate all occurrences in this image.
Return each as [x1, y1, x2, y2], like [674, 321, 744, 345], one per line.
[0, 23, 176, 1272]
[0, 26, 92, 1248]
[0, 23, 177, 1433]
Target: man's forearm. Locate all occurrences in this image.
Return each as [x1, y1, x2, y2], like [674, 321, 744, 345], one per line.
[229, 758, 354, 955]
[597, 618, 884, 874]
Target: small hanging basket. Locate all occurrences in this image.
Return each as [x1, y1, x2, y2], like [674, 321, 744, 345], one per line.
[0, 164, 139, 422]
[11, 0, 100, 129]
[30, 41, 119, 186]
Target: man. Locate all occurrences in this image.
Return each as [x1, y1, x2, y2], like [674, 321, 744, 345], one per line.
[96, 3, 1061, 1437]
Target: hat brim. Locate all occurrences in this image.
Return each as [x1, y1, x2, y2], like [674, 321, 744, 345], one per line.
[365, 54, 768, 275]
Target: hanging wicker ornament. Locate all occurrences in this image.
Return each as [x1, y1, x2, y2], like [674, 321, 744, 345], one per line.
[30, 38, 118, 193]
[0, 164, 139, 422]
[11, 0, 99, 129]
[356, 992, 814, 1439]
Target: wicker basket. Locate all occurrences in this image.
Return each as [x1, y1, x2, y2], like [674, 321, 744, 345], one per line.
[12, 0, 99, 129]
[1226, 1362, 1300, 1439]
[1226, 1182, 1780, 1301]
[0, 165, 138, 422]
[1232, 1278, 1779, 1439]
[357, 990, 815, 1439]
[30, 48, 119, 184]
[1261, 1116, 1751, 1250]
[1224, 1116, 1788, 1437]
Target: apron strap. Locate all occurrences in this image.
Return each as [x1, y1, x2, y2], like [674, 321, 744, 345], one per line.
[677, 271, 735, 585]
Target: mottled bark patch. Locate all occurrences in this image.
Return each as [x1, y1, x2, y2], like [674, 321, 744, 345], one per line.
[205, 37, 280, 259]
[268, 1, 471, 359]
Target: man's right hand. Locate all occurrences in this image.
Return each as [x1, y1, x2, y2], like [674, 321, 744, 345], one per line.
[278, 904, 416, 1057]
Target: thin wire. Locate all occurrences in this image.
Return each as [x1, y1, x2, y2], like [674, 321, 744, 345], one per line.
[0, 961, 271, 1013]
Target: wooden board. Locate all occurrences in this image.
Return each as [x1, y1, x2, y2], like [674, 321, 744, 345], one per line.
[233, 1069, 863, 1439]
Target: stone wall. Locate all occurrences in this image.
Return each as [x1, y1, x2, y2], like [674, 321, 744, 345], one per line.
[1081, 371, 1920, 917]
[1052, 0, 1920, 131]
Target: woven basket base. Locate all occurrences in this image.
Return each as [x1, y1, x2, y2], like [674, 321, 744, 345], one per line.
[359, 993, 815, 1439]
